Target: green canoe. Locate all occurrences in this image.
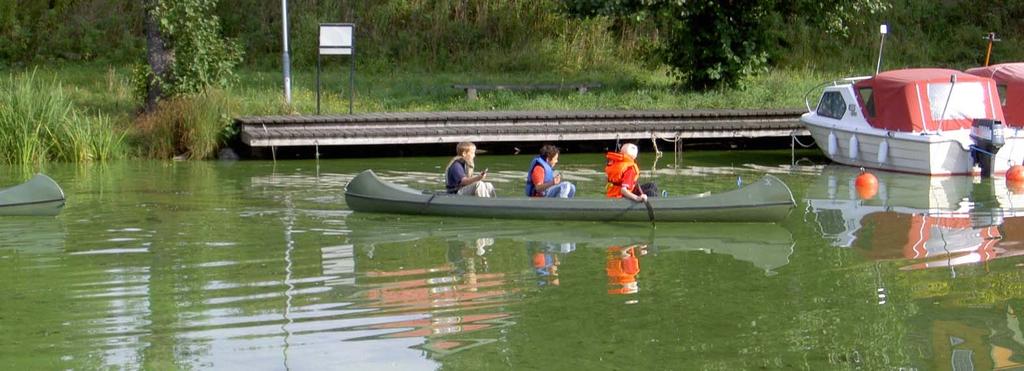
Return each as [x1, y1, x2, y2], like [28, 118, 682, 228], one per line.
[344, 170, 795, 223]
[0, 174, 66, 216]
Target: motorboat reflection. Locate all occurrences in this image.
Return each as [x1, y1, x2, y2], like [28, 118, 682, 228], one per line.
[806, 165, 1024, 270]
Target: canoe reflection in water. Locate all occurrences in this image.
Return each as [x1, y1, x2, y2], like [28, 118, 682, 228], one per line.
[352, 236, 516, 357]
[806, 165, 1024, 270]
[345, 215, 793, 357]
[346, 216, 793, 275]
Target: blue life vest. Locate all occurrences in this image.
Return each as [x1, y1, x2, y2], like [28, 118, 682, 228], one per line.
[525, 156, 554, 197]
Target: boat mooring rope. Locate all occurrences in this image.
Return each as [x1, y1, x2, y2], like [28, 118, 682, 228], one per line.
[650, 132, 684, 170]
[791, 130, 817, 168]
[263, 123, 277, 163]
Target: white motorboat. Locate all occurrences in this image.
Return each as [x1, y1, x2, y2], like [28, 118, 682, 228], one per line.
[801, 68, 1024, 176]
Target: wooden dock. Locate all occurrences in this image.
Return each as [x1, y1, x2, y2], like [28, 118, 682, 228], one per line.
[237, 109, 808, 147]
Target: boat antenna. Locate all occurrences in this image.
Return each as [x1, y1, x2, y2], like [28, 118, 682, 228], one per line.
[875, 23, 888, 75]
[983, 32, 1001, 67]
[938, 74, 957, 133]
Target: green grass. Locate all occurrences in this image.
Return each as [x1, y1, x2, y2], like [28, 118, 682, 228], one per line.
[0, 70, 128, 166]
[38, 63, 833, 117]
[12, 62, 843, 162]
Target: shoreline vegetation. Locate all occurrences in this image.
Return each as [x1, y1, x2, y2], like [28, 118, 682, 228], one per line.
[2, 1, 1022, 163]
[4, 64, 837, 165]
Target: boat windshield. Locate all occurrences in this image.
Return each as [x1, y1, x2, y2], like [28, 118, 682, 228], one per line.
[927, 82, 987, 120]
[858, 87, 875, 117]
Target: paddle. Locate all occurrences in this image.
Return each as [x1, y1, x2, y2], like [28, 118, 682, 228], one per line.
[638, 185, 655, 226]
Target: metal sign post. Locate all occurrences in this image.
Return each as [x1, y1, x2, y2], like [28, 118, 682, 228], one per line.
[317, 23, 355, 115]
[281, 0, 291, 104]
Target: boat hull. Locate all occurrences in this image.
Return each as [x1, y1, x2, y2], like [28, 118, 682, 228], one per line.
[803, 117, 1024, 175]
[344, 170, 795, 223]
[0, 174, 66, 217]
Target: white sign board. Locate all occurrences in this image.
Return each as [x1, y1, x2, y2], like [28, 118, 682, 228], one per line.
[319, 24, 354, 55]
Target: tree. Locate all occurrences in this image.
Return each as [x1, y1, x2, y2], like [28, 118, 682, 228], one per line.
[561, 0, 888, 90]
[141, 0, 242, 111]
[143, 0, 173, 112]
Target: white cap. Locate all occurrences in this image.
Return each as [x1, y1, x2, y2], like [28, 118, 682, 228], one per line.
[621, 143, 638, 159]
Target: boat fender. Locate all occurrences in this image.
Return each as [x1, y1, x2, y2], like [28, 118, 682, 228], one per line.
[827, 131, 838, 157]
[827, 175, 837, 199]
[877, 139, 888, 164]
[848, 135, 859, 160]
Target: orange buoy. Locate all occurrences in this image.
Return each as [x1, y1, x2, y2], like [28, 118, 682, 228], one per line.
[1008, 164, 1024, 182]
[1009, 180, 1024, 195]
[855, 169, 878, 200]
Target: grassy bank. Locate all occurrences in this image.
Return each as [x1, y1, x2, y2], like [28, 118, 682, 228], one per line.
[41, 63, 831, 116]
[7, 62, 844, 164]
[4, 62, 847, 163]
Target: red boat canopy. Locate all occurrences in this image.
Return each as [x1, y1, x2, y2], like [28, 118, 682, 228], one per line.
[966, 63, 1024, 127]
[852, 69, 1004, 132]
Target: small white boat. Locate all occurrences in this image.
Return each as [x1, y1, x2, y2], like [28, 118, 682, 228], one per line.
[966, 62, 1024, 127]
[801, 68, 1024, 175]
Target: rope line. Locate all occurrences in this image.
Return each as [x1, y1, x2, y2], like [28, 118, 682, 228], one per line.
[791, 131, 817, 148]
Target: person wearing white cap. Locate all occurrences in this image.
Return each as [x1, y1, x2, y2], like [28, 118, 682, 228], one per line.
[604, 143, 656, 202]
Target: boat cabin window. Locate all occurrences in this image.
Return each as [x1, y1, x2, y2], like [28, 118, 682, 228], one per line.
[858, 88, 875, 117]
[816, 91, 846, 120]
[927, 82, 987, 120]
[998, 84, 1007, 106]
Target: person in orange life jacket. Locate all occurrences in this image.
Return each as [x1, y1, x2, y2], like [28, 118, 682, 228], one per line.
[525, 144, 576, 198]
[605, 143, 658, 202]
[606, 244, 647, 295]
[445, 142, 496, 197]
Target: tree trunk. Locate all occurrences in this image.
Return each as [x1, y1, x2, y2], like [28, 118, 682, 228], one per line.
[143, 0, 173, 112]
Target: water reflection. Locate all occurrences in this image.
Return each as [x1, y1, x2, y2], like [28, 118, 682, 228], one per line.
[806, 165, 1024, 271]
[528, 241, 569, 287]
[0, 217, 65, 254]
[345, 216, 793, 274]
[349, 234, 517, 358]
[344, 216, 794, 358]
[606, 244, 647, 295]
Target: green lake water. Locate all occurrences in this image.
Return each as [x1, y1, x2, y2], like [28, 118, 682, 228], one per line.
[2, 151, 1024, 370]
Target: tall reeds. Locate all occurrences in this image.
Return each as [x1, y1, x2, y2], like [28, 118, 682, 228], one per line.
[134, 90, 237, 160]
[0, 71, 127, 165]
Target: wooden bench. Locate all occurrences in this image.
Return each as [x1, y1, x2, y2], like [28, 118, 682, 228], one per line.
[451, 83, 602, 100]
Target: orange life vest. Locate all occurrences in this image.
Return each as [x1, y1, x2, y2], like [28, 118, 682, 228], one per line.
[606, 246, 640, 294]
[605, 151, 640, 198]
